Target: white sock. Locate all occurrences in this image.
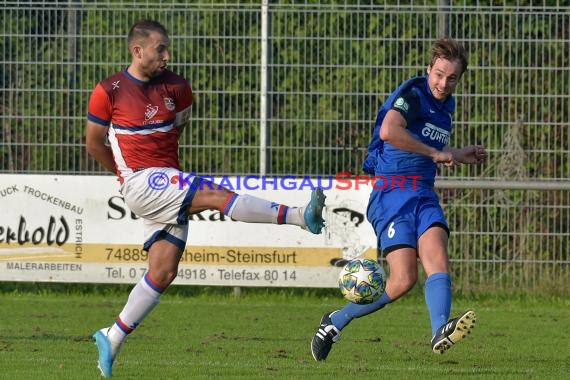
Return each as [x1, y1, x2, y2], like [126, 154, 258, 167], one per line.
[223, 193, 304, 226]
[106, 273, 162, 354]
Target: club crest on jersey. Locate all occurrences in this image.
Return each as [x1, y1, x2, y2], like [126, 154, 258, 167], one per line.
[164, 97, 175, 111]
[145, 104, 159, 120]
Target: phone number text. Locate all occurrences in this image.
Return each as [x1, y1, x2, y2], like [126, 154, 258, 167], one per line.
[104, 266, 298, 284]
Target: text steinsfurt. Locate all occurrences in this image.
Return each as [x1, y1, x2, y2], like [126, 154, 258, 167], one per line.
[146, 171, 424, 191]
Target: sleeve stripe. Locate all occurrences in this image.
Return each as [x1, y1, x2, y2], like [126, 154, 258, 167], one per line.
[87, 112, 110, 126]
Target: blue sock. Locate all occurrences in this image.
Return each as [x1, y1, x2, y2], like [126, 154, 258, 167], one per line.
[331, 292, 392, 330]
[424, 272, 452, 336]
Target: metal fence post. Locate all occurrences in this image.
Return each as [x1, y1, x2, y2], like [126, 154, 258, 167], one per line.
[260, 0, 271, 176]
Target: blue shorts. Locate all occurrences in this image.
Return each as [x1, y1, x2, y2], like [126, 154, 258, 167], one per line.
[366, 186, 448, 255]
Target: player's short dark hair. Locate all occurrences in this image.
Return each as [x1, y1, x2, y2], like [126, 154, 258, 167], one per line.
[429, 37, 468, 74]
[128, 20, 168, 47]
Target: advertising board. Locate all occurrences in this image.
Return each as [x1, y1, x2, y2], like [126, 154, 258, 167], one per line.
[0, 175, 378, 287]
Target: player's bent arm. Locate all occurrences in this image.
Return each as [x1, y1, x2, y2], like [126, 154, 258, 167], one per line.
[380, 110, 450, 163]
[85, 121, 116, 173]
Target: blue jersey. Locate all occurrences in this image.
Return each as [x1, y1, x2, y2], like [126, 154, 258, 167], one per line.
[364, 76, 454, 253]
[362, 76, 455, 187]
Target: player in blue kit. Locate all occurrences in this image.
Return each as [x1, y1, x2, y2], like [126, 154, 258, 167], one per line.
[311, 37, 487, 360]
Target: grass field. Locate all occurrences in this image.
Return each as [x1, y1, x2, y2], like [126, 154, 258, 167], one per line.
[1, 285, 569, 379]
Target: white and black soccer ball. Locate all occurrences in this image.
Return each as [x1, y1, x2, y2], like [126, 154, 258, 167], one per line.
[338, 258, 386, 304]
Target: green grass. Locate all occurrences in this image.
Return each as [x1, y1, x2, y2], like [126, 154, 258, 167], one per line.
[1, 285, 569, 379]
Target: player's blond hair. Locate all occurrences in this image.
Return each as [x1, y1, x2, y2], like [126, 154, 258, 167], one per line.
[429, 37, 468, 75]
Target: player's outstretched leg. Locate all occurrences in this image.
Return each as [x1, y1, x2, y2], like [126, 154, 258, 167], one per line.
[93, 328, 115, 377]
[431, 310, 476, 354]
[302, 188, 326, 234]
[311, 311, 341, 361]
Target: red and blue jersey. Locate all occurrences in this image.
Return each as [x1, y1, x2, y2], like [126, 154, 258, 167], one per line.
[87, 69, 193, 183]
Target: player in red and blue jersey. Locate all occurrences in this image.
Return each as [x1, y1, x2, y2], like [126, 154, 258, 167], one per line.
[88, 67, 192, 183]
[87, 20, 325, 377]
[311, 38, 487, 361]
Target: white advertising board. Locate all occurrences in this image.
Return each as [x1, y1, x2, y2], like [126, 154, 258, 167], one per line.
[0, 175, 378, 288]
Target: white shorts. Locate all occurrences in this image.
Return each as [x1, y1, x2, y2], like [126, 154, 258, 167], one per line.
[121, 167, 199, 251]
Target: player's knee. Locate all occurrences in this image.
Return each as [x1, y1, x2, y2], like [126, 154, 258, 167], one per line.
[149, 268, 178, 289]
[389, 273, 417, 298]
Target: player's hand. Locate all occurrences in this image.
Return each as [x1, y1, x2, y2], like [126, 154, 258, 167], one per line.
[454, 145, 487, 165]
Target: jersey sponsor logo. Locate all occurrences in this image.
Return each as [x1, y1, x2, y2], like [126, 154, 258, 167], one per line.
[394, 97, 409, 112]
[145, 104, 159, 121]
[422, 123, 449, 144]
[164, 97, 175, 111]
[112, 80, 120, 90]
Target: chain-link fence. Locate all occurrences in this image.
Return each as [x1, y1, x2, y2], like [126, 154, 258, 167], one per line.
[1, 1, 568, 293]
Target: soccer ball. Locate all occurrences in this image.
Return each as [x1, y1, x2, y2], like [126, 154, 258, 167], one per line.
[338, 258, 386, 304]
